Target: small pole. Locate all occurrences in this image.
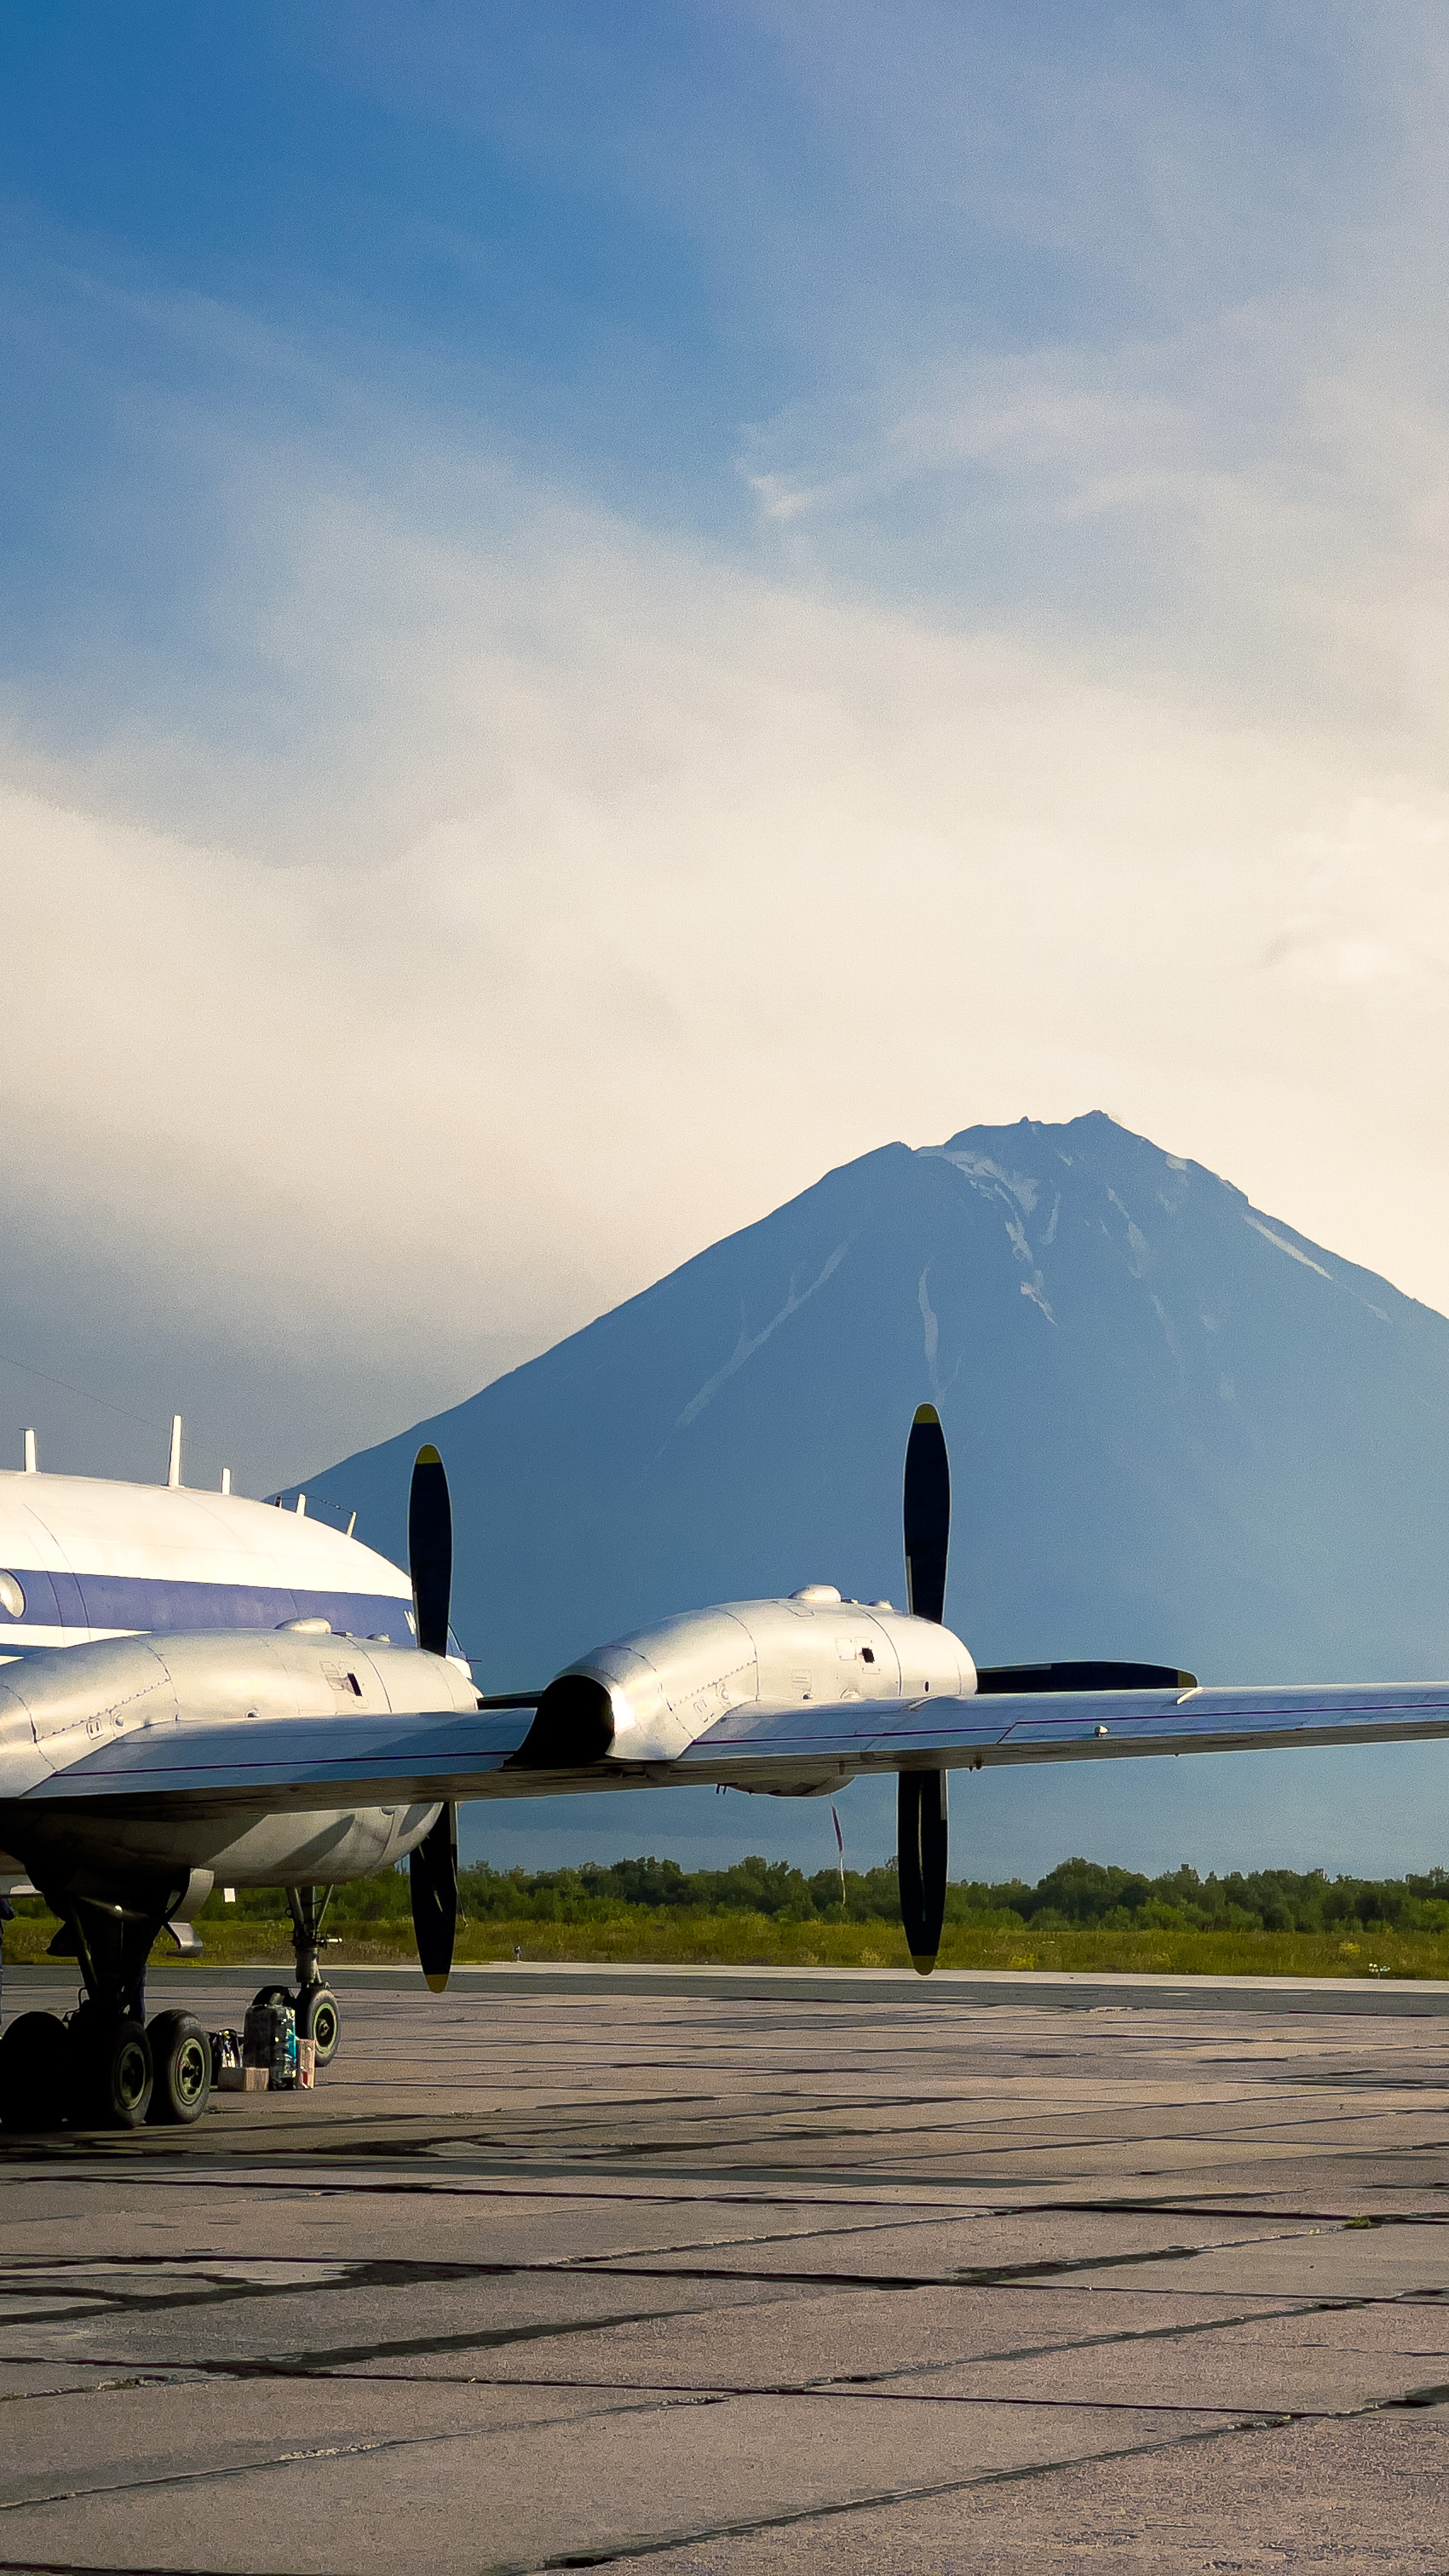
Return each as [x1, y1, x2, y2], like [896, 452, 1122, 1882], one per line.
[167, 1416, 182, 1489]
[22, 1429, 36, 1475]
[831, 1803, 847, 1907]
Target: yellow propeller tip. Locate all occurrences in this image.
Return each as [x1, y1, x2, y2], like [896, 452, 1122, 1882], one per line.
[911, 1403, 940, 1427]
[909, 1953, 939, 1976]
[416, 1443, 443, 1467]
[424, 1972, 450, 1993]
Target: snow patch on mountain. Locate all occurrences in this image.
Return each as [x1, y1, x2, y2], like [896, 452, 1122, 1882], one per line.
[1243, 1213, 1332, 1279]
[675, 1236, 854, 1429]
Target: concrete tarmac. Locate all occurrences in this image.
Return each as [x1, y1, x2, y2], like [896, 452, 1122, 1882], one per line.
[1, 1962, 1448, 2573]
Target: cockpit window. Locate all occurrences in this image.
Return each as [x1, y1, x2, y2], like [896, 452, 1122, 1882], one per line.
[0, 1572, 25, 1619]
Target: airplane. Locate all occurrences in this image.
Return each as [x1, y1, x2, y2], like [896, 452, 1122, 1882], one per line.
[3, 1404, 1449, 2134]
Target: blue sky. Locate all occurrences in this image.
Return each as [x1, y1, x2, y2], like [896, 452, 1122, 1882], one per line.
[2, 3, 1417, 690]
[2, 4, 1447, 1506]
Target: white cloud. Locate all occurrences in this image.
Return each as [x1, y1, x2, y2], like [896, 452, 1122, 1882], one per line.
[7, 4, 1449, 1480]
[6, 397, 1449, 1453]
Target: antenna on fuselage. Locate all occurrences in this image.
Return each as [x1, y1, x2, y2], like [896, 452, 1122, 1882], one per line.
[221, 1469, 231, 1495]
[167, 1416, 182, 1489]
[22, 1429, 36, 1475]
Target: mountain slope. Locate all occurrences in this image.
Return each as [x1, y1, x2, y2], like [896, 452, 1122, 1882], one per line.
[304, 1113, 1449, 1696]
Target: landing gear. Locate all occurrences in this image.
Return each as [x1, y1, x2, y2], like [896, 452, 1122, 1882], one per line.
[0, 2011, 72, 2131]
[70, 2006, 152, 2129]
[296, 1982, 340, 2069]
[0, 2004, 203, 2129]
[9, 1887, 169, 2129]
[286, 1884, 330, 1989]
[147, 2009, 212, 2125]
[0, 1879, 341, 2132]
[0, 1883, 201, 2132]
[284, 1884, 342, 2067]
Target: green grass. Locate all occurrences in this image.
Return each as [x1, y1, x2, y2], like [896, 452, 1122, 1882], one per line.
[7, 1906, 1446, 1980]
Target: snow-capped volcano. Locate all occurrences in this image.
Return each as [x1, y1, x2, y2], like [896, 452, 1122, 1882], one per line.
[303, 1115, 1449, 1871]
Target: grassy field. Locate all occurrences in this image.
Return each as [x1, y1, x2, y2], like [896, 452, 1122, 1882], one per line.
[7, 1906, 1447, 1981]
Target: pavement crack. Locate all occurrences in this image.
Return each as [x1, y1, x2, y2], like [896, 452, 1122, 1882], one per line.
[3, 2294, 771, 2376]
[0, 2390, 720, 2524]
[464, 2412, 1291, 2574]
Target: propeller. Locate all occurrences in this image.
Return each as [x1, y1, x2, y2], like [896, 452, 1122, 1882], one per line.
[900, 1403, 950, 1976]
[902, 1403, 950, 1623]
[409, 1442, 452, 1658]
[406, 1444, 459, 1992]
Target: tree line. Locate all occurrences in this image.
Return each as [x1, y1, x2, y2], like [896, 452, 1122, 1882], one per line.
[192, 1854, 1449, 1934]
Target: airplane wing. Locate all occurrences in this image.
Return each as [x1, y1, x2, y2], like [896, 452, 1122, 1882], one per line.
[14, 1680, 1449, 1819]
[12, 1706, 535, 1818]
[676, 1681, 1449, 1785]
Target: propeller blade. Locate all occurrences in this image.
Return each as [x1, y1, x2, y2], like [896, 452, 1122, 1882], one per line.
[903, 1402, 950, 1625]
[409, 1801, 458, 1992]
[900, 1404, 952, 1974]
[409, 1443, 452, 1659]
[898, 1770, 948, 1975]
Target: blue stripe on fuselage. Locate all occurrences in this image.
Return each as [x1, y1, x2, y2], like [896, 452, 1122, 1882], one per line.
[0, 1567, 414, 1652]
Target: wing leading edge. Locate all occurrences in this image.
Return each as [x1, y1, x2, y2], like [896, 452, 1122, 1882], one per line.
[676, 1682, 1449, 1781]
[14, 1681, 1449, 1819]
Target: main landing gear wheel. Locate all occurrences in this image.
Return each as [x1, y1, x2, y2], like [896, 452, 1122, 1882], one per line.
[296, 1983, 340, 2069]
[147, 2010, 212, 2125]
[69, 2010, 152, 2130]
[0, 2010, 71, 2131]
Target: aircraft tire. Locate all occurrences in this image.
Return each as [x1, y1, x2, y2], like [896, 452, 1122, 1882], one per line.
[147, 2010, 212, 2125]
[295, 1982, 340, 2069]
[0, 2010, 71, 2130]
[70, 2010, 153, 2130]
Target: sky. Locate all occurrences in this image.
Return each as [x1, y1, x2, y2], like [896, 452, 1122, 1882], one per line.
[4, 3, 1449, 1521]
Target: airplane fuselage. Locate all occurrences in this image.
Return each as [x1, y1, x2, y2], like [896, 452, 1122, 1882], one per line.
[0, 1467, 436, 1895]
[0, 1468, 415, 1653]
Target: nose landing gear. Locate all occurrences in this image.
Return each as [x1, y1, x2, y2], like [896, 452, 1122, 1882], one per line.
[296, 1980, 341, 2068]
[284, 1883, 341, 2071]
[245, 1887, 341, 2071]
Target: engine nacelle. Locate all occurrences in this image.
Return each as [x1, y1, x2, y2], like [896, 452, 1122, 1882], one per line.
[0, 1624, 481, 1899]
[0, 1625, 480, 1797]
[515, 1586, 975, 1768]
